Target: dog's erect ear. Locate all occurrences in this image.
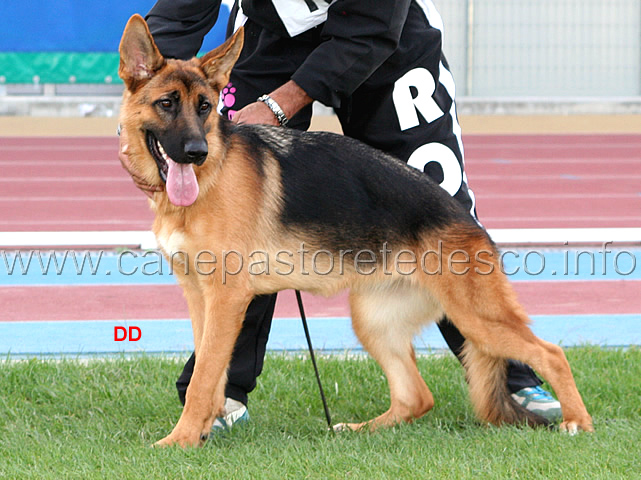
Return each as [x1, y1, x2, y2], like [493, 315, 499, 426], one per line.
[200, 28, 244, 92]
[118, 14, 165, 90]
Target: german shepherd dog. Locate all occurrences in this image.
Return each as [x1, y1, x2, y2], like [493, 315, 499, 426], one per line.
[118, 15, 593, 447]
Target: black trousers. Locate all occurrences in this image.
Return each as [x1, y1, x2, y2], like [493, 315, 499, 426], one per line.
[176, 2, 541, 406]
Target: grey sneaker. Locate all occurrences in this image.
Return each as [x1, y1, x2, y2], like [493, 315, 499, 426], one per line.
[212, 398, 250, 432]
[511, 386, 563, 422]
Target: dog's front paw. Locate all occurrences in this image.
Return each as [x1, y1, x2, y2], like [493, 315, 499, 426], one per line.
[153, 435, 177, 448]
[153, 430, 205, 448]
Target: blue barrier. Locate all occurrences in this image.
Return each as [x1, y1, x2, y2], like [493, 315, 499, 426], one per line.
[0, 1, 229, 83]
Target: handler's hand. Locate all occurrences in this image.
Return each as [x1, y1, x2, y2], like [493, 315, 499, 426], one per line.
[232, 80, 313, 126]
[118, 125, 164, 198]
[232, 101, 280, 126]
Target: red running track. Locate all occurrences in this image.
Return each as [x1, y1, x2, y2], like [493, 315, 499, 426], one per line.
[1, 282, 639, 322]
[1, 134, 640, 231]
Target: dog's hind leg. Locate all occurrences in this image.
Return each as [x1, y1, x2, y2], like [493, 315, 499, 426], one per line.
[335, 285, 440, 432]
[433, 267, 593, 433]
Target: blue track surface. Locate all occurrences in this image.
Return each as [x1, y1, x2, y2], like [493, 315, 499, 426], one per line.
[2, 314, 639, 357]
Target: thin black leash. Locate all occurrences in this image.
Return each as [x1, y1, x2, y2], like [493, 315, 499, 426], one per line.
[295, 290, 333, 429]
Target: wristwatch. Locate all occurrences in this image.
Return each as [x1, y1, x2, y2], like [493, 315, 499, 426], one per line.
[257, 94, 289, 127]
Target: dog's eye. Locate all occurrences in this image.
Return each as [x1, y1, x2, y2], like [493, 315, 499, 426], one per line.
[200, 101, 211, 113]
[159, 99, 173, 109]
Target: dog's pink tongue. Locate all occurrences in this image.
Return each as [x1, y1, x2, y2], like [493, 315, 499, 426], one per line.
[166, 157, 199, 207]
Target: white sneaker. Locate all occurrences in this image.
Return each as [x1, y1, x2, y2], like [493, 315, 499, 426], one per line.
[211, 398, 250, 431]
[511, 386, 562, 422]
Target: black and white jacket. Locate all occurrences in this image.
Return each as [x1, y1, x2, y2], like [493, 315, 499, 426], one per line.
[146, 0, 417, 109]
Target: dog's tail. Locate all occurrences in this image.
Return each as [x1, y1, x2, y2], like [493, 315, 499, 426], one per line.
[461, 342, 550, 427]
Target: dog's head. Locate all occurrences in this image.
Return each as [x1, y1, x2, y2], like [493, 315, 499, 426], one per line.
[118, 14, 243, 207]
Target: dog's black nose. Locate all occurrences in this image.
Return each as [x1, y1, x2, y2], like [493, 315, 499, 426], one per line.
[184, 139, 208, 165]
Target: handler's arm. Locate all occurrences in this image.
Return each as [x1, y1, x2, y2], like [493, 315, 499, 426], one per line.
[145, 0, 222, 59]
[239, 0, 412, 125]
[291, 0, 412, 109]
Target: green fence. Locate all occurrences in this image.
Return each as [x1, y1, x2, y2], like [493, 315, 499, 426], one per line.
[0, 53, 120, 84]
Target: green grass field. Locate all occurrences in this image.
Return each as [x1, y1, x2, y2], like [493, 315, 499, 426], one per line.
[1, 347, 640, 479]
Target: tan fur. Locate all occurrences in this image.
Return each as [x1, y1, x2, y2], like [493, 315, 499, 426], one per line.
[118, 15, 592, 447]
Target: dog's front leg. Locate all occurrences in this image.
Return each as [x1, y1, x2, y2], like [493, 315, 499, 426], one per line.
[174, 271, 207, 354]
[156, 286, 252, 448]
